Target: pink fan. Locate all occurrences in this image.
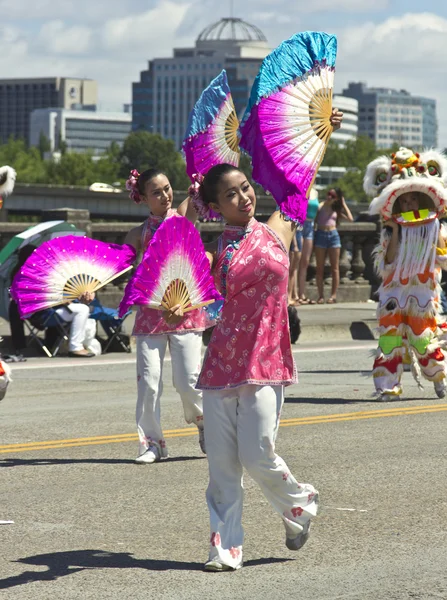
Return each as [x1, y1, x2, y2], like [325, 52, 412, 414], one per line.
[183, 70, 240, 179]
[119, 216, 222, 317]
[183, 70, 240, 219]
[239, 31, 337, 224]
[11, 236, 136, 318]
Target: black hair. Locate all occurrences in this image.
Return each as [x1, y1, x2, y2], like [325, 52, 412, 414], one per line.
[287, 305, 301, 344]
[137, 168, 167, 197]
[330, 187, 344, 216]
[200, 163, 244, 206]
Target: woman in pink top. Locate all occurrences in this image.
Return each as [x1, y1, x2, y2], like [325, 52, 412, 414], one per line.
[314, 187, 353, 304]
[124, 168, 208, 464]
[190, 159, 329, 570]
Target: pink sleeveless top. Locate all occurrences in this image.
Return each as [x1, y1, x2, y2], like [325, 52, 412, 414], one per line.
[317, 205, 337, 228]
[197, 218, 297, 390]
[132, 210, 209, 336]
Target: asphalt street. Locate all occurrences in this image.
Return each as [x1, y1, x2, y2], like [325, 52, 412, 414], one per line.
[1, 339, 446, 600]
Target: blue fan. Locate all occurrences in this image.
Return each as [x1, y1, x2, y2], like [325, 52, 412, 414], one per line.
[239, 31, 337, 224]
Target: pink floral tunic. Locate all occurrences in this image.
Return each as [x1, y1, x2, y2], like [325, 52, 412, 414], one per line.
[197, 218, 297, 389]
[132, 210, 209, 336]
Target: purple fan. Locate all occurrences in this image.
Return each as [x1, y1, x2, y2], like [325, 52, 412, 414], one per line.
[183, 70, 240, 219]
[119, 216, 223, 317]
[11, 236, 136, 318]
[239, 31, 337, 224]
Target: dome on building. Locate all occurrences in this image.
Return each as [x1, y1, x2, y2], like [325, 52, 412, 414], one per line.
[197, 18, 267, 43]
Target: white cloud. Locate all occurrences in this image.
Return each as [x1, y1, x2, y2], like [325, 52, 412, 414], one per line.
[101, 1, 191, 58]
[0, 0, 162, 23]
[335, 13, 447, 146]
[0, 3, 446, 147]
[38, 20, 93, 55]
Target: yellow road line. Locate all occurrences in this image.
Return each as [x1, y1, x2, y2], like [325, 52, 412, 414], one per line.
[1, 403, 447, 454]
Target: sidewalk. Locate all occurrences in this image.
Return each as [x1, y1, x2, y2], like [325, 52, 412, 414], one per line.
[294, 300, 378, 343]
[0, 301, 379, 358]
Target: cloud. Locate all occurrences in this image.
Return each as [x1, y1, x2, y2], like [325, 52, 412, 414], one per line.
[0, 0, 161, 23]
[38, 20, 93, 55]
[0, 2, 446, 148]
[101, 1, 191, 58]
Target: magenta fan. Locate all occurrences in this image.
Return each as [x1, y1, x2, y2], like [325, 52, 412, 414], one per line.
[239, 31, 337, 224]
[11, 236, 136, 318]
[183, 70, 240, 179]
[119, 216, 223, 317]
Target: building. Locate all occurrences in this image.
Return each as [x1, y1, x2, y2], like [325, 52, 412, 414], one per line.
[132, 17, 269, 148]
[29, 108, 131, 155]
[0, 77, 97, 145]
[331, 95, 358, 146]
[342, 82, 437, 149]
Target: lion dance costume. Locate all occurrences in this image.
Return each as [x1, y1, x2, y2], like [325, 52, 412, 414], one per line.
[365, 147, 447, 400]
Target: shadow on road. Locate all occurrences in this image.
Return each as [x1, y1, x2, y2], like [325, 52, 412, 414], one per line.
[0, 456, 206, 469]
[285, 397, 362, 405]
[298, 370, 368, 375]
[0, 549, 291, 589]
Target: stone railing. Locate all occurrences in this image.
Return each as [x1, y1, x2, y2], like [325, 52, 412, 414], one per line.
[0, 208, 381, 306]
[301, 220, 380, 303]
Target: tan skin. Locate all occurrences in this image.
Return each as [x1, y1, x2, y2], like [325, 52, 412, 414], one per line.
[167, 108, 344, 323]
[124, 173, 196, 326]
[385, 192, 445, 264]
[314, 188, 353, 303]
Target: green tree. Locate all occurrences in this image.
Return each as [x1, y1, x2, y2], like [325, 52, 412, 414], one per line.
[119, 131, 189, 189]
[0, 137, 47, 183]
[38, 132, 51, 159]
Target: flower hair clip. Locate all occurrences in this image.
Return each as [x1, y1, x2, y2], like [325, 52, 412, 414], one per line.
[188, 172, 222, 221]
[126, 169, 142, 204]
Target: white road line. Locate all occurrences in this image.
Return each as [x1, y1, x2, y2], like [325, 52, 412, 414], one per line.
[10, 343, 377, 371]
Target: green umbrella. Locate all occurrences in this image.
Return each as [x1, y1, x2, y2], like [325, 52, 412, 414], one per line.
[0, 221, 85, 320]
[0, 221, 84, 265]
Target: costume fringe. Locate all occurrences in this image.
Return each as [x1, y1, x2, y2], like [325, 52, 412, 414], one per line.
[393, 220, 439, 282]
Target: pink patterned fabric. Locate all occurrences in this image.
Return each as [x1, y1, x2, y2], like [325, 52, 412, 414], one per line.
[132, 209, 209, 336]
[197, 218, 297, 389]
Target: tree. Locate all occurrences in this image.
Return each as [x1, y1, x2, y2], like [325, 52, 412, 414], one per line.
[38, 132, 51, 159]
[119, 131, 190, 189]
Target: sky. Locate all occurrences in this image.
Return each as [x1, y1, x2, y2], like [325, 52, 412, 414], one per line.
[2, 0, 447, 146]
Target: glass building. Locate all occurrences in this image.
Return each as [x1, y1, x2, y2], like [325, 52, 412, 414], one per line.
[342, 82, 437, 149]
[0, 78, 97, 145]
[29, 108, 131, 155]
[132, 17, 270, 148]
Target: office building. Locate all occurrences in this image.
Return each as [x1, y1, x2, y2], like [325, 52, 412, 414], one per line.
[0, 77, 97, 145]
[342, 82, 437, 149]
[30, 108, 131, 155]
[132, 17, 269, 148]
[331, 95, 358, 146]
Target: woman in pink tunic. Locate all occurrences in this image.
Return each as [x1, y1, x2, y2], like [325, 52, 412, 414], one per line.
[193, 163, 320, 571]
[125, 168, 209, 464]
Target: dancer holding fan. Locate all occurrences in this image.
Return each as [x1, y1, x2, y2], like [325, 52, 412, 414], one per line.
[124, 169, 211, 464]
[187, 31, 343, 571]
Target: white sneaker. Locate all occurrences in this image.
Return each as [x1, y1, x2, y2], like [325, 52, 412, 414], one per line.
[198, 428, 206, 454]
[204, 560, 241, 572]
[135, 445, 160, 464]
[286, 521, 311, 551]
[379, 393, 395, 402]
[434, 381, 446, 399]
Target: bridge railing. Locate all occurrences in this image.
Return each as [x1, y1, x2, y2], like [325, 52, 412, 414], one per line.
[0, 208, 380, 305]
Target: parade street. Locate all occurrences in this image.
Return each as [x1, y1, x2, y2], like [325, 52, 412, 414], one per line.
[1, 339, 446, 600]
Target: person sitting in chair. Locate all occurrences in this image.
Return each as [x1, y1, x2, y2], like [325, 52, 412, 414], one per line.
[54, 291, 97, 358]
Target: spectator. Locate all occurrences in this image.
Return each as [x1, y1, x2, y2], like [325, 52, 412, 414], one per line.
[314, 187, 353, 304]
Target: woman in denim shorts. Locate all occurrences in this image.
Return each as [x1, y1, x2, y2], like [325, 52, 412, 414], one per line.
[295, 188, 319, 304]
[314, 187, 353, 304]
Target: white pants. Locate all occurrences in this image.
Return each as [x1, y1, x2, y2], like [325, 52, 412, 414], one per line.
[203, 384, 318, 569]
[55, 304, 90, 352]
[136, 332, 204, 456]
